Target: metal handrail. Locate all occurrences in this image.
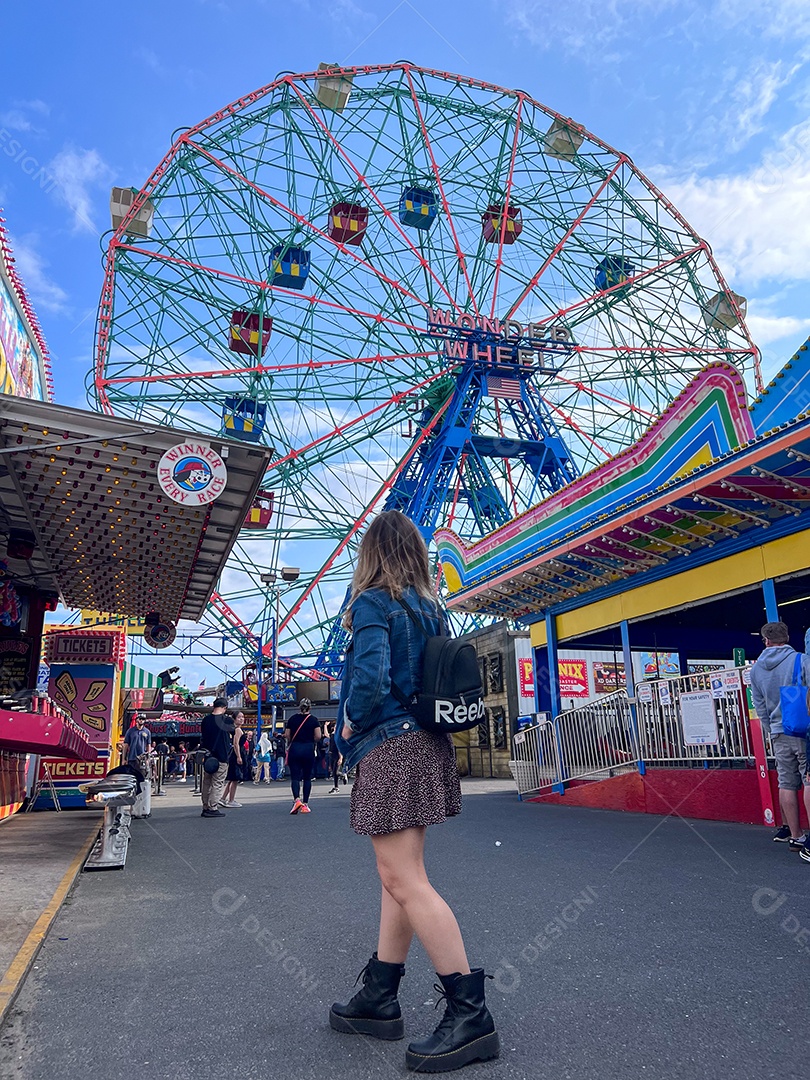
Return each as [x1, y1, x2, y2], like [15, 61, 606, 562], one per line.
[556, 690, 637, 783]
[509, 666, 756, 798]
[635, 668, 753, 765]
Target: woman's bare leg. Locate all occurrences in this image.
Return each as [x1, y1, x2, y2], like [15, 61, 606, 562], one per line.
[378, 884, 414, 964]
[371, 827, 470, 976]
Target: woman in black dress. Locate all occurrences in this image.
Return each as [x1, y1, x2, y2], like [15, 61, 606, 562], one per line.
[284, 700, 321, 815]
[329, 511, 499, 1072]
[221, 711, 245, 808]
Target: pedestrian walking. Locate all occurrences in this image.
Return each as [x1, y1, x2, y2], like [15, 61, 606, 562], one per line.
[221, 711, 247, 808]
[200, 697, 233, 818]
[273, 730, 286, 781]
[330, 511, 499, 1071]
[327, 721, 344, 793]
[255, 731, 274, 783]
[750, 621, 810, 855]
[285, 700, 321, 814]
[175, 742, 188, 783]
[245, 730, 257, 780]
[122, 715, 152, 773]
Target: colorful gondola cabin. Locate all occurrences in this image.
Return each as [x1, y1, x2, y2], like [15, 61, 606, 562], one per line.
[399, 186, 438, 230]
[269, 245, 311, 289]
[328, 202, 368, 245]
[482, 204, 523, 244]
[229, 310, 272, 356]
[594, 256, 636, 293]
[223, 397, 267, 443]
[243, 490, 274, 529]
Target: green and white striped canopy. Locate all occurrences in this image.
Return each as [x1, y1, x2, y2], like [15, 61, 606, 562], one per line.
[121, 662, 159, 690]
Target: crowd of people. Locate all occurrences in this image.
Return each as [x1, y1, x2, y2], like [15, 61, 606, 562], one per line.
[122, 704, 349, 813]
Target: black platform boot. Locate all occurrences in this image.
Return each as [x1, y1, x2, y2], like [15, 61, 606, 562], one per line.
[329, 953, 406, 1040]
[405, 969, 500, 1072]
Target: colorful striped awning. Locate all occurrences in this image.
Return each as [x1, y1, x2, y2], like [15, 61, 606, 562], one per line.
[121, 662, 159, 690]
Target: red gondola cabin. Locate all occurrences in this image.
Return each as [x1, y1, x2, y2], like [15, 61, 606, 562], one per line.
[243, 491, 274, 530]
[229, 310, 272, 356]
[482, 204, 523, 244]
[328, 202, 368, 245]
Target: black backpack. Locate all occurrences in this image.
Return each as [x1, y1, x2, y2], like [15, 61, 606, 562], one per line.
[390, 596, 485, 733]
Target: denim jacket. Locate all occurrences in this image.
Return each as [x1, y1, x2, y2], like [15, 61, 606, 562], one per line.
[334, 586, 446, 771]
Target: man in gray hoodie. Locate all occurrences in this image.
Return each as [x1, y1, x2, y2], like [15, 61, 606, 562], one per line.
[750, 622, 810, 850]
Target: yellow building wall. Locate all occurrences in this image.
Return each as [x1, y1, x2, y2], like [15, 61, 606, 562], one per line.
[531, 529, 810, 647]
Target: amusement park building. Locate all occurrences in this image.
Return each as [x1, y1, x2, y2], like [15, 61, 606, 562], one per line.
[437, 348, 810, 821]
[0, 211, 273, 817]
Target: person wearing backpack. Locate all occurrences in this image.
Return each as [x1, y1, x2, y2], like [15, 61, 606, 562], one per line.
[750, 621, 810, 853]
[329, 511, 498, 1073]
[285, 700, 321, 815]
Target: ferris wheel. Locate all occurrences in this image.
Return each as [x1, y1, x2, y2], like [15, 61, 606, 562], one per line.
[92, 63, 759, 668]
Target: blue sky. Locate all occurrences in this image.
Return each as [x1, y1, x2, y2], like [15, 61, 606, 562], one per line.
[3, 0, 810, 683]
[2, 0, 810, 401]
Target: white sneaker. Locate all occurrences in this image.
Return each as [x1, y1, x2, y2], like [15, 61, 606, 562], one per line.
[226, 800, 243, 808]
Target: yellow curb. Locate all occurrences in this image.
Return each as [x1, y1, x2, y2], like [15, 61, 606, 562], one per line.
[0, 821, 99, 1028]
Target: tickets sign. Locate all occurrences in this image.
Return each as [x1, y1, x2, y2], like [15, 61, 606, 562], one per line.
[40, 758, 108, 781]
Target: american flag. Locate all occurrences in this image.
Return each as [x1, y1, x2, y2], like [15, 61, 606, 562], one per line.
[486, 374, 522, 400]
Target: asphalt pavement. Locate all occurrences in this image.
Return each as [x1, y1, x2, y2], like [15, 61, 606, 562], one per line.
[0, 776, 807, 1080]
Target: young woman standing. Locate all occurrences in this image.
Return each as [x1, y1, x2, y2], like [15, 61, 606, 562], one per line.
[330, 511, 499, 1072]
[220, 711, 245, 808]
[284, 700, 321, 814]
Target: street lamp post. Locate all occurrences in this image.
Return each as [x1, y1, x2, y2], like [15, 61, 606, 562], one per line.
[259, 568, 300, 740]
[255, 633, 263, 746]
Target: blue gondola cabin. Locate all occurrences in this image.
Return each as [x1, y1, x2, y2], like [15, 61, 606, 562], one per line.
[229, 310, 272, 356]
[328, 202, 368, 245]
[594, 256, 636, 293]
[269, 245, 311, 289]
[482, 204, 522, 244]
[243, 490, 274, 530]
[223, 398, 267, 443]
[399, 186, 438, 230]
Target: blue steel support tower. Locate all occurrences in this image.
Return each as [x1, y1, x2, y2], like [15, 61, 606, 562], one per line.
[315, 323, 578, 675]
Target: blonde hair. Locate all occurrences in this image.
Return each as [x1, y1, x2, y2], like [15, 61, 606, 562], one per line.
[343, 511, 435, 629]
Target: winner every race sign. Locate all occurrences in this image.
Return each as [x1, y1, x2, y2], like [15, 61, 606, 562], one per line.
[157, 441, 228, 506]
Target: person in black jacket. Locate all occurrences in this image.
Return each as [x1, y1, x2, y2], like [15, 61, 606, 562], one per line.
[273, 731, 286, 781]
[200, 698, 234, 818]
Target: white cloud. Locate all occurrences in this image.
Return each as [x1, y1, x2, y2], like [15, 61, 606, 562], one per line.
[503, 0, 810, 55]
[48, 145, 114, 233]
[500, 0, 675, 56]
[726, 59, 802, 150]
[11, 235, 70, 316]
[0, 100, 49, 133]
[654, 119, 810, 285]
[715, 0, 810, 41]
[745, 311, 810, 347]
